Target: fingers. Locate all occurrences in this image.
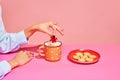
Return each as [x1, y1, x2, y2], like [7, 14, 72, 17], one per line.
[18, 51, 34, 59]
[49, 22, 64, 36]
[26, 52, 34, 60]
[28, 52, 34, 58]
[54, 25, 64, 35]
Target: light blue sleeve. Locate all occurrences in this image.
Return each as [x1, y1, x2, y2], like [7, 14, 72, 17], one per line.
[0, 61, 11, 79]
[0, 5, 28, 53]
[0, 31, 28, 53]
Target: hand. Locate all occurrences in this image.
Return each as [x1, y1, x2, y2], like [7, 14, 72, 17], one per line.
[8, 51, 34, 69]
[24, 21, 64, 38]
[35, 22, 64, 36]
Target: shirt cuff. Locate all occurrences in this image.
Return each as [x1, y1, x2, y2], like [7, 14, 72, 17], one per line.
[15, 30, 28, 45]
[0, 60, 11, 75]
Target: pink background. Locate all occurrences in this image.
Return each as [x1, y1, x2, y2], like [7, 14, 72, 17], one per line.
[0, 0, 120, 45]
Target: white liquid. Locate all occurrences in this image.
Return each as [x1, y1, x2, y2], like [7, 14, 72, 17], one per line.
[45, 41, 61, 47]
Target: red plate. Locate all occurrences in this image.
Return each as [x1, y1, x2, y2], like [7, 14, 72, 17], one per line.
[67, 49, 100, 64]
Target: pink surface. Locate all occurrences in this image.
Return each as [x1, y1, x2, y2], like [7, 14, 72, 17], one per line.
[0, 0, 120, 44]
[0, 44, 120, 80]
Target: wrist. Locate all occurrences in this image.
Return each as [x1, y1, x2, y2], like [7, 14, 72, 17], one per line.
[8, 59, 18, 69]
[24, 25, 37, 39]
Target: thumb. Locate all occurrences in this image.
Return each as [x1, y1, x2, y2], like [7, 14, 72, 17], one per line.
[44, 30, 53, 36]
